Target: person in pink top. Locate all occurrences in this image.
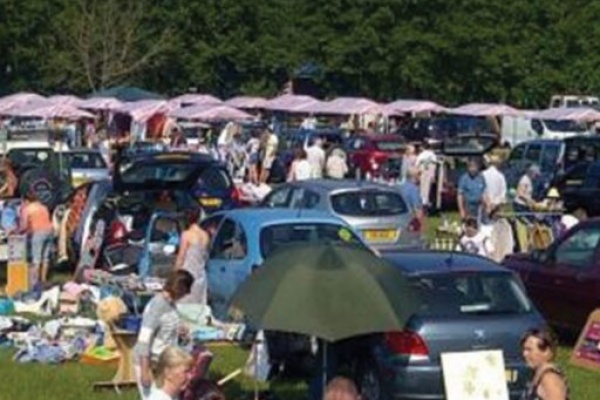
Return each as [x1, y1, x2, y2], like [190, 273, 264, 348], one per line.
[21, 192, 54, 284]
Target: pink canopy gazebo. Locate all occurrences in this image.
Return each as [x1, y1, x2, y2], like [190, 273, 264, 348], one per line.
[77, 97, 123, 111]
[9, 103, 94, 119]
[384, 99, 447, 115]
[449, 103, 521, 117]
[48, 94, 82, 106]
[169, 94, 222, 108]
[531, 107, 600, 122]
[225, 96, 268, 109]
[301, 97, 383, 115]
[264, 94, 319, 112]
[0, 92, 47, 114]
[170, 104, 251, 121]
[115, 100, 174, 122]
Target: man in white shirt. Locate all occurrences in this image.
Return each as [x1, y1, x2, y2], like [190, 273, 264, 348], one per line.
[515, 164, 540, 210]
[305, 137, 325, 179]
[482, 154, 507, 212]
[415, 143, 437, 208]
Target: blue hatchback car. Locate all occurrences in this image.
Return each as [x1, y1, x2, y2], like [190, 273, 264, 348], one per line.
[345, 251, 546, 400]
[200, 208, 369, 317]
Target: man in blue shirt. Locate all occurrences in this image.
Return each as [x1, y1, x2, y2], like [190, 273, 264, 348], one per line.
[458, 158, 488, 222]
[400, 167, 425, 230]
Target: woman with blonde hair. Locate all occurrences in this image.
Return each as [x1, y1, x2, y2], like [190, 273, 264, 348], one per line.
[149, 346, 193, 400]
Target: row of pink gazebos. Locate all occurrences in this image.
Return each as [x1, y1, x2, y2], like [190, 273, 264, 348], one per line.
[1, 92, 600, 124]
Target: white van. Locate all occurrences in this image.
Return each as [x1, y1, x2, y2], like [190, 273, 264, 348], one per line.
[0, 129, 70, 154]
[550, 95, 600, 108]
[501, 115, 589, 147]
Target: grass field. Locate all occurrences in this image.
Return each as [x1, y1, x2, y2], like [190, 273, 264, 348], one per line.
[1, 214, 599, 399]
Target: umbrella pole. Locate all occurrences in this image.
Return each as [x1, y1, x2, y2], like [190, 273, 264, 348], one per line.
[253, 335, 259, 400]
[322, 340, 328, 399]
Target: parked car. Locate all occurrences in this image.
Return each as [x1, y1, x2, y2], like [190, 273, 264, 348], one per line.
[56, 151, 236, 269]
[348, 251, 545, 400]
[200, 208, 368, 316]
[553, 161, 600, 216]
[503, 218, 600, 332]
[344, 134, 406, 179]
[259, 180, 425, 251]
[502, 136, 600, 199]
[62, 149, 110, 187]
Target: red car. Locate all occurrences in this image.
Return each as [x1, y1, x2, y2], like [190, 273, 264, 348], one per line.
[503, 219, 600, 332]
[345, 134, 405, 179]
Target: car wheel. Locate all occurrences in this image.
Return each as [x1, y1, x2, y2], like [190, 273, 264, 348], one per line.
[19, 168, 61, 209]
[355, 358, 388, 400]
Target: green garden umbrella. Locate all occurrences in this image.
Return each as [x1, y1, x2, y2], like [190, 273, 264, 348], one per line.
[230, 243, 421, 342]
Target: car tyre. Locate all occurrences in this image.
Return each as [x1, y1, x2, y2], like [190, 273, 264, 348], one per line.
[19, 168, 61, 209]
[355, 358, 389, 400]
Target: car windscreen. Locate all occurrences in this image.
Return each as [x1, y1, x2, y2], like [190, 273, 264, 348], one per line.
[260, 222, 364, 258]
[330, 190, 407, 217]
[409, 272, 532, 316]
[375, 140, 405, 152]
[543, 119, 586, 132]
[67, 153, 107, 169]
[121, 162, 201, 184]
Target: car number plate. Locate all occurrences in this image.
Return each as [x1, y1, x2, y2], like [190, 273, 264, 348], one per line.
[364, 229, 397, 242]
[199, 198, 222, 207]
[505, 369, 518, 383]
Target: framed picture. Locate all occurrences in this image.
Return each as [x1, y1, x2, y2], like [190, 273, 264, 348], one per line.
[441, 350, 510, 400]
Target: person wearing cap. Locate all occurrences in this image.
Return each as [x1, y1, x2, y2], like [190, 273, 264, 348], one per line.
[514, 164, 541, 214]
[482, 154, 507, 214]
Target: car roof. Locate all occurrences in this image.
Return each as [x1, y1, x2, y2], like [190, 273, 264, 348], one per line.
[279, 179, 402, 194]
[518, 135, 600, 146]
[211, 208, 351, 233]
[383, 250, 509, 276]
[63, 149, 102, 154]
[355, 134, 404, 141]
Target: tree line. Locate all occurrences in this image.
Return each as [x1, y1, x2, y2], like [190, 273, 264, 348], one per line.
[0, 0, 598, 108]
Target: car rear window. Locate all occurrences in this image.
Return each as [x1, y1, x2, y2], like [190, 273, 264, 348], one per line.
[375, 140, 405, 152]
[68, 153, 107, 169]
[330, 190, 407, 217]
[410, 272, 532, 316]
[197, 167, 232, 191]
[260, 223, 364, 258]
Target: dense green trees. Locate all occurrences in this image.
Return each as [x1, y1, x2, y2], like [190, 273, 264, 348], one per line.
[0, 0, 598, 107]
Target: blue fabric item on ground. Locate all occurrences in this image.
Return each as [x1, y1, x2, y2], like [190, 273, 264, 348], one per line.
[0, 298, 15, 315]
[191, 327, 226, 342]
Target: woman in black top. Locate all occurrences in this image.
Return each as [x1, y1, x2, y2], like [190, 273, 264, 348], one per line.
[520, 328, 569, 400]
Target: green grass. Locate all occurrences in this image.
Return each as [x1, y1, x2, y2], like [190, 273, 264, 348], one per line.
[1, 213, 599, 399]
[1, 345, 598, 400]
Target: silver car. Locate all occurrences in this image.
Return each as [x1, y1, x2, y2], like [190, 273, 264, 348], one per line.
[63, 149, 110, 187]
[260, 179, 425, 251]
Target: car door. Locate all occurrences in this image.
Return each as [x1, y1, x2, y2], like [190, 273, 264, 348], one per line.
[204, 218, 251, 314]
[526, 225, 600, 329]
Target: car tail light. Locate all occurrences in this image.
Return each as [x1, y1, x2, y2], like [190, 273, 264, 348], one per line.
[384, 330, 429, 356]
